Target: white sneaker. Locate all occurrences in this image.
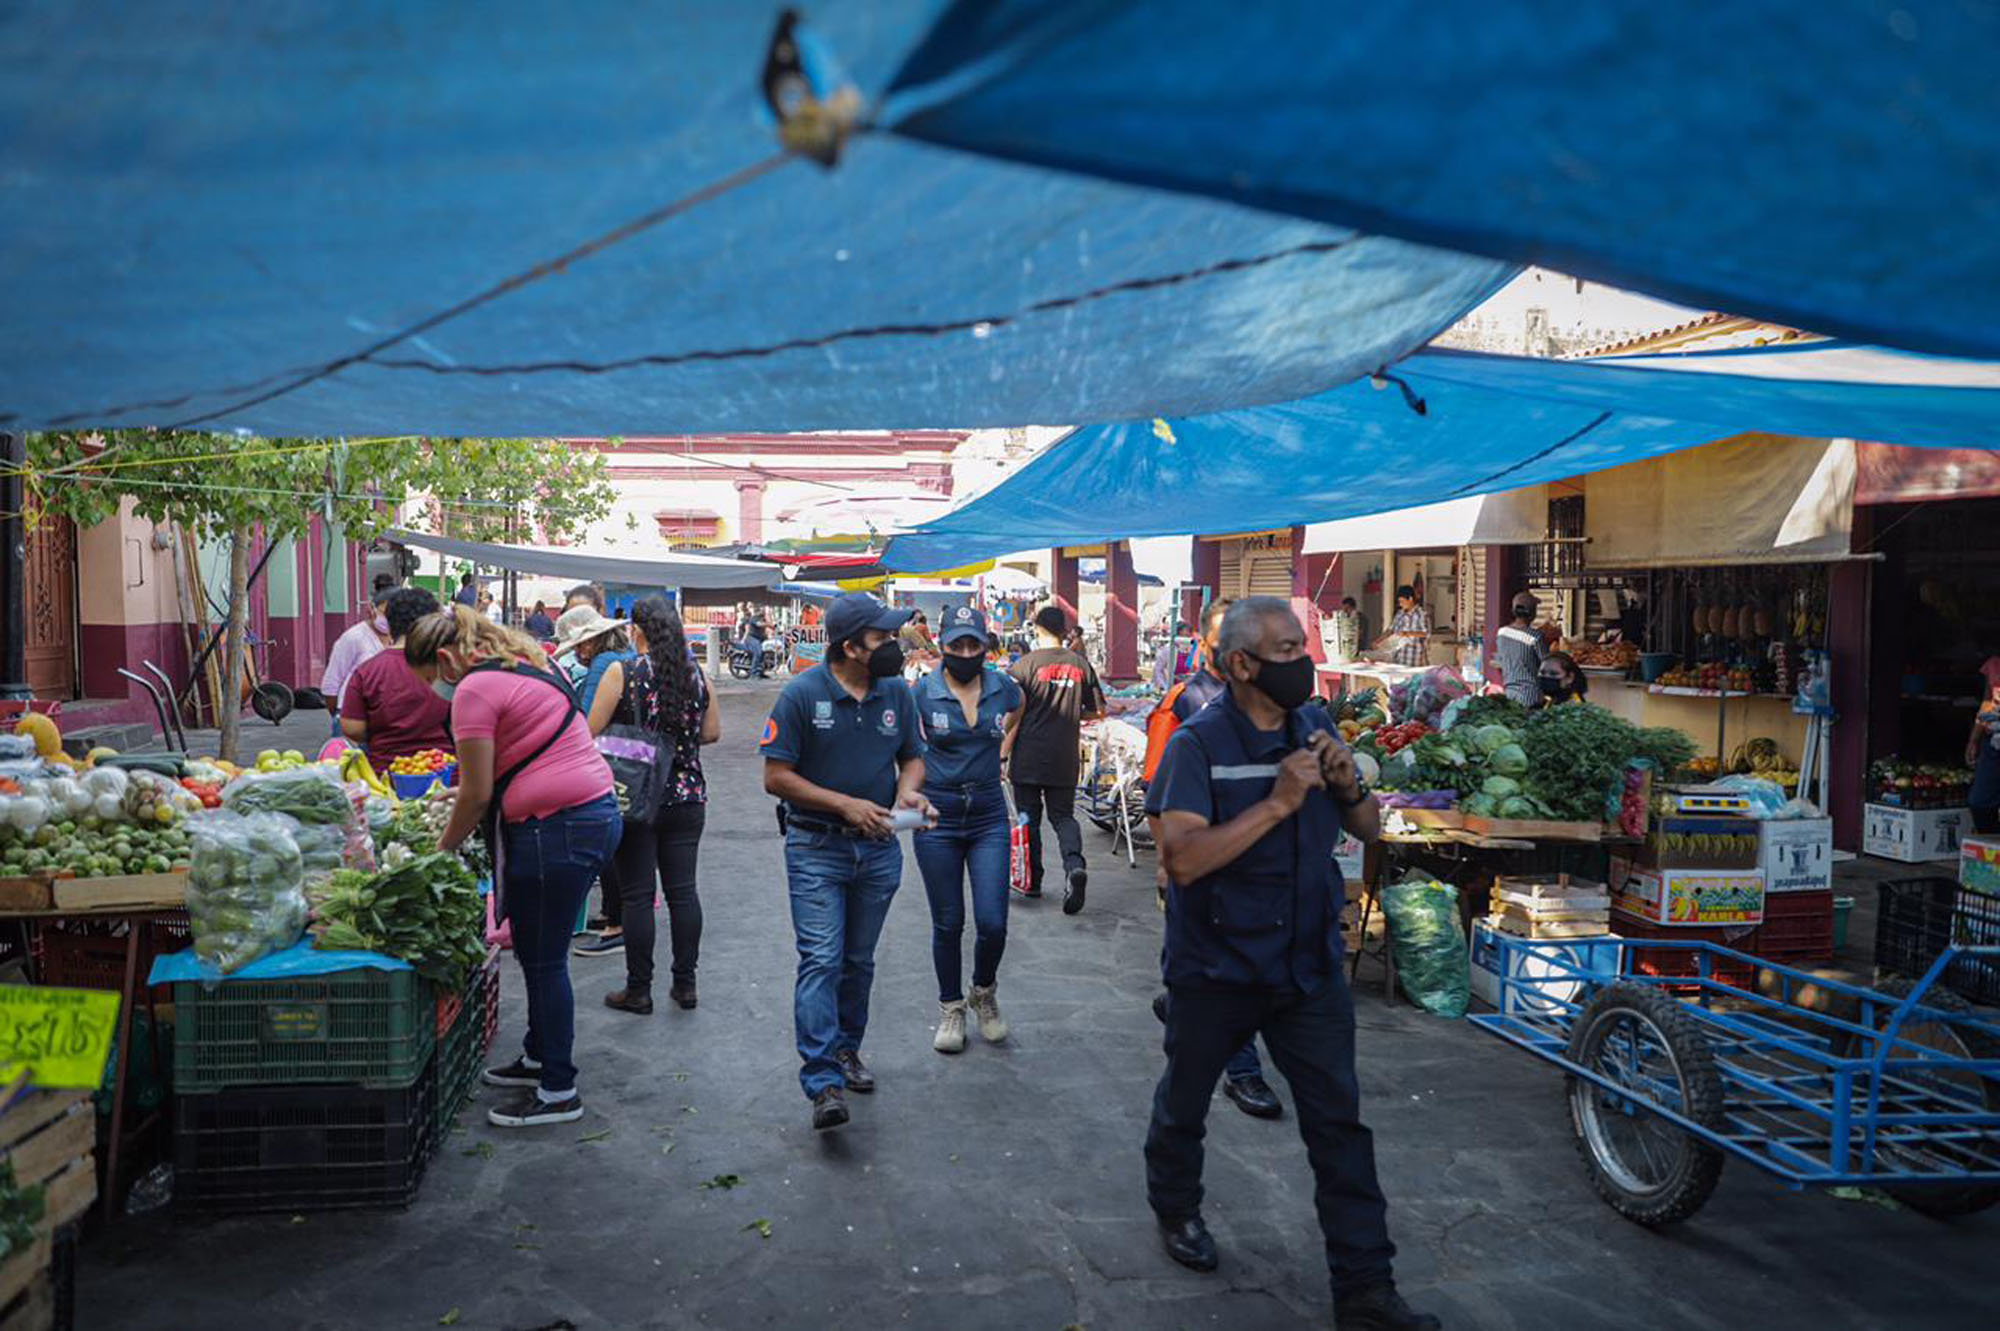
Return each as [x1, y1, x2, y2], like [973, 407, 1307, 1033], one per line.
[934, 1000, 967, 1054]
[968, 984, 1010, 1044]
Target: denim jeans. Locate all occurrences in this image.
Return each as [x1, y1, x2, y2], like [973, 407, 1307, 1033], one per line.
[1146, 977, 1395, 1299]
[912, 782, 1011, 1002]
[502, 793, 623, 1095]
[784, 824, 903, 1098]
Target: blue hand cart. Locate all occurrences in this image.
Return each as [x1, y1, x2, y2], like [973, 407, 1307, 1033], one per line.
[1470, 938, 2000, 1224]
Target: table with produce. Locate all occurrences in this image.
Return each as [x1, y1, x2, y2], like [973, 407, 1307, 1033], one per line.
[0, 715, 496, 1215]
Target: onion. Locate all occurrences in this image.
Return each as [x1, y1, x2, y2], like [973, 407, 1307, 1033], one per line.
[5, 796, 49, 833]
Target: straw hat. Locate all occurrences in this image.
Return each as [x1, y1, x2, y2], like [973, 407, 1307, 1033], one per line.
[552, 604, 630, 657]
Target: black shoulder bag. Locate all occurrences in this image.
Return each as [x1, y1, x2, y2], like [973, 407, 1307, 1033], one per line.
[594, 660, 675, 827]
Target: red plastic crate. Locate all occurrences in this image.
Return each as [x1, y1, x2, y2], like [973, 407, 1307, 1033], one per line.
[477, 947, 501, 1054]
[1747, 889, 1834, 964]
[32, 917, 190, 998]
[435, 987, 465, 1040]
[1612, 911, 1757, 991]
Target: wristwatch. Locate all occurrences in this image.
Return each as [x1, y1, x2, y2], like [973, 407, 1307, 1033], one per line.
[1335, 777, 1371, 809]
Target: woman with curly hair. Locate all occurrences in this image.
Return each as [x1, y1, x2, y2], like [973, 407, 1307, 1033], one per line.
[601, 595, 721, 1015]
[405, 605, 621, 1127]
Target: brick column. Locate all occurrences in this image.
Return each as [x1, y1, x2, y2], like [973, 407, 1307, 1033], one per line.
[1106, 540, 1140, 681]
[735, 479, 767, 545]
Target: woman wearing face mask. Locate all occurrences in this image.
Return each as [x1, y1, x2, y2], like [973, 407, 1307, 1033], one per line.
[552, 606, 638, 957]
[601, 596, 721, 1015]
[323, 584, 397, 737]
[405, 606, 622, 1129]
[1536, 651, 1589, 706]
[912, 607, 1024, 1054]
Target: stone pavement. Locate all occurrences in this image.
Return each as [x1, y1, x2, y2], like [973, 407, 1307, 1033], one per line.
[86, 683, 1993, 1330]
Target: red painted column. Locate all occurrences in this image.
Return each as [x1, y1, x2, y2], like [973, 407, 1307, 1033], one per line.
[1485, 543, 1524, 688]
[1106, 540, 1140, 681]
[1185, 537, 1220, 627]
[735, 479, 767, 545]
[1050, 548, 1080, 627]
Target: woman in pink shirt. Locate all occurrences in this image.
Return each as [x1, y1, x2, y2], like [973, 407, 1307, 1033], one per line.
[405, 606, 621, 1129]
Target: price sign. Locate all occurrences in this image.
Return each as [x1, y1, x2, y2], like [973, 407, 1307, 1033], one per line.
[0, 986, 121, 1090]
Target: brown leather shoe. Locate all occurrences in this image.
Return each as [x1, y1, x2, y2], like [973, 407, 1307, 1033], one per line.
[604, 988, 653, 1015]
[834, 1048, 875, 1093]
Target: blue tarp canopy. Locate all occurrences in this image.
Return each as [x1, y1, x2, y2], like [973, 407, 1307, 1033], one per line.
[889, 0, 2000, 360]
[0, 2, 1504, 435]
[883, 342, 2000, 570]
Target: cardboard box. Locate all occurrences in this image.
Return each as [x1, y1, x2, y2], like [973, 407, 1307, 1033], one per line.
[1469, 921, 1621, 1013]
[50, 871, 186, 912]
[1962, 836, 2000, 897]
[1758, 817, 1833, 894]
[1613, 867, 1765, 927]
[1642, 815, 1760, 870]
[1863, 804, 1967, 864]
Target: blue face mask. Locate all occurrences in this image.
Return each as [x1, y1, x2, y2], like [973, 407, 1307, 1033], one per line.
[431, 678, 456, 703]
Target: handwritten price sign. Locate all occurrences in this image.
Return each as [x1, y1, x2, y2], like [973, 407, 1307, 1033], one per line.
[0, 986, 120, 1090]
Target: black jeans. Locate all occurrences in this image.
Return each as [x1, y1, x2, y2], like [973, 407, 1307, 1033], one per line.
[1011, 781, 1084, 891]
[1145, 976, 1395, 1299]
[608, 801, 707, 991]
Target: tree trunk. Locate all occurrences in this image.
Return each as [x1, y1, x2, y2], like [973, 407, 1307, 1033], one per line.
[217, 529, 251, 762]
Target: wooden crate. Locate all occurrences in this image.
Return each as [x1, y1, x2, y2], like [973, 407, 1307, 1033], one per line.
[51, 870, 186, 912]
[1462, 813, 1602, 842]
[0, 880, 52, 912]
[1394, 807, 1464, 830]
[0, 1090, 94, 1331]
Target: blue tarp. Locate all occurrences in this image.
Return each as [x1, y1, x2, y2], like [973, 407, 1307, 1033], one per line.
[0, 2, 1506, 435]
[149, 938, 411, 986]
[889, 1, 2000, 360]
[883, 342, 2000, 569]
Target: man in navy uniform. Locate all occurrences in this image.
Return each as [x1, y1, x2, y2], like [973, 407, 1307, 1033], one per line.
[1145, 596, 1437, 1331]
[762, 592, 934, 1132]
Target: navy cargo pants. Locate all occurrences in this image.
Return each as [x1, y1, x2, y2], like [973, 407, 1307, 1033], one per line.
[1144, 973, 1396, 1298]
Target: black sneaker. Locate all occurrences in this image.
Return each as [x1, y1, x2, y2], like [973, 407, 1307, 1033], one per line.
[572, 932, 625, 958]
[811, 1086, 848, 1131]
[834, 1048, 875, 1094]
[669, 981, 698, 1010]
[1335, 1283, 1440, 1331]
[482, 1056, 543, 1088]
[488, 1088, 585, 1128]
[1063, 868, 1088, 915]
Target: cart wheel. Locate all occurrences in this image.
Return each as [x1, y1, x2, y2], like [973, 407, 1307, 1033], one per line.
[1845, 978, 2000, 1219]
[1564, 982, 1726, 1225]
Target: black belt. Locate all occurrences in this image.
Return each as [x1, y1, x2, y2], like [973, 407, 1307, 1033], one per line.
[783, 810, 866, 838]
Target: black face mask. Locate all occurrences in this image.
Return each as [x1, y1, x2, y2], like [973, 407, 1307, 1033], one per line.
[1540, 675, 1574, 703]
[1246, 652, 1317, 711]
[942, 652, 984, 683]
[863, 639, 905, 679]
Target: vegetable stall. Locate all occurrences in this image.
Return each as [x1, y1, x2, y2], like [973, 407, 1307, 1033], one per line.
[0, 715, 497, 1226]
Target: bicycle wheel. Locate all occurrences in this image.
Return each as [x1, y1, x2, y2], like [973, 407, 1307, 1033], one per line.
[1564, 982, 1726, 1225]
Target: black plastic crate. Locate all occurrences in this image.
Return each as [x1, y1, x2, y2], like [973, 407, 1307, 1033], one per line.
[1875, 877, 2000, 1006]
[173, 1067, 434, 1215]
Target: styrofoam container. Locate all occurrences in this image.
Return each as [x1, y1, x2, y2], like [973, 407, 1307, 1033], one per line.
[1863, 804, 1967, 864]
[1469, 921, 1621, 1013]
[1758, 817, 1833, 894]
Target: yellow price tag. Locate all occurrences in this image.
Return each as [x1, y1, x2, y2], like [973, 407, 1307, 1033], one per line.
[0, 986, 121, 1090]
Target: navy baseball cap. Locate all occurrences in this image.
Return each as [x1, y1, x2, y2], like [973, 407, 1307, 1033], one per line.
[939, 604, 989, 646]
[825, 591, 912, 644]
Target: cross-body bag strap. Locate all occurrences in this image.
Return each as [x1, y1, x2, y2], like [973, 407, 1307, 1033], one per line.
[467, 663, 586, 922]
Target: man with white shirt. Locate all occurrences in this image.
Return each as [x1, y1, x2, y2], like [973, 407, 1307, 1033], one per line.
[1495, 593, 1548, 706]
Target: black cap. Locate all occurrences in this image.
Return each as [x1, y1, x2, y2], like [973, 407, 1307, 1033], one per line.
[939, 604, 989, 646]
[825, 591, 912, 644]
[1512, 592, 1540, 618]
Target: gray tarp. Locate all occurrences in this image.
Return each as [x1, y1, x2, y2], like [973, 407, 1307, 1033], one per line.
[391, 529, 778, 590]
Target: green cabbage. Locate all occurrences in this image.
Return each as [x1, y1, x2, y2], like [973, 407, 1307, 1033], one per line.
[1491, 743, 1529, 776]
[1498, 795, 1539, 819]
[1481, 775, 1520, 798]
[1473, 724, 1518, 756]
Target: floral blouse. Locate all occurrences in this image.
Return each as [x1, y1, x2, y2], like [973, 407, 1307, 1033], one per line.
[616, 653, 711, 808]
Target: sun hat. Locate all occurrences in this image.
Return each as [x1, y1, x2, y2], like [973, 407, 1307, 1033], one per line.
[552, 604, 631, 657]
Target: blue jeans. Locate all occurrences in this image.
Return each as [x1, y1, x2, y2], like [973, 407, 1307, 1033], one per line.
[502, 794, 623, 1095]
[785, 825, 903, 1098]
[912, 783, 1011, 1002]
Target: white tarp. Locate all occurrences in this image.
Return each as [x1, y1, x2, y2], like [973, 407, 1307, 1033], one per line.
[390, 529, 779, 589]
[1301, 486, 1547, 554]
[1583, 435, 1857, 568]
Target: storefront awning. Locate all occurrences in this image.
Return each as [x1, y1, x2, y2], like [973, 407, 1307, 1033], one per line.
[390, 529, 779, 590]
[1583, 436, 1856, 568]
[1301, 487, 1547, 555]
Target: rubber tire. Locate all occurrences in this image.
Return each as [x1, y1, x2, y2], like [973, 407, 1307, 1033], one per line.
[727, 653, 753, 681]
[1564, 981, 1727, 1226]
[1843, 977, 2000, 1219]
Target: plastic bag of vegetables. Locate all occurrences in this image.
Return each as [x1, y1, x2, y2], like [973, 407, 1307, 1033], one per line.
[185, 809, 308, 976]
[221, 765, 355, 825]
[1381, 874, 1469, 1018]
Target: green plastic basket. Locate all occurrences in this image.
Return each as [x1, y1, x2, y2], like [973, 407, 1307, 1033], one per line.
[173, 968, 438, 1093]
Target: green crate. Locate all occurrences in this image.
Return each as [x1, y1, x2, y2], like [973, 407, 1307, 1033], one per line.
[173, 967, 438, 1093]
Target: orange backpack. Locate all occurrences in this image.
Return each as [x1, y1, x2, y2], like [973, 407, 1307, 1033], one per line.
[1142, 680, 1192, 783]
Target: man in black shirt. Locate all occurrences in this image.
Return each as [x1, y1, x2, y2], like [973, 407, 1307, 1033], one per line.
[1004, 605, 1103, 914]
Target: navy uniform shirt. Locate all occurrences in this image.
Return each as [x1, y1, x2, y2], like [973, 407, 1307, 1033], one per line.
[914, 665, 1022, 788]
[1170, 665, 1227, 723]
[760, 664, 924, 810]
[1146, 689, 1346, 992]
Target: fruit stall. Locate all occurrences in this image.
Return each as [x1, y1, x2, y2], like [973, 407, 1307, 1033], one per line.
[0, 714, 496, 1229]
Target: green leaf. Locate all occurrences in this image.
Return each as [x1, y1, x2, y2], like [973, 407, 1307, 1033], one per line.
[578, 1129, 613, 1144]
[743, 1218, 773, 1239]
[439, 1311, 462, 1327]
[698, 1173, 742, 1191]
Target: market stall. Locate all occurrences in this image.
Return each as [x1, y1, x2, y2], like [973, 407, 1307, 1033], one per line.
[0, 717, 497, 1220]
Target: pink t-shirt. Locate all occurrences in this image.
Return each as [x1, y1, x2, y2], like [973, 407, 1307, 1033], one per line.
[450, 668, 614, 822]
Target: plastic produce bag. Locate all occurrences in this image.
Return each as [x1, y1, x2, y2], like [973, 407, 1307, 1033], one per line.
[185, 809, 308, 976]
[1381, 874, 1469, 1018]
[221, 765, 356, 824]
[1704, 775, 1788, 820]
